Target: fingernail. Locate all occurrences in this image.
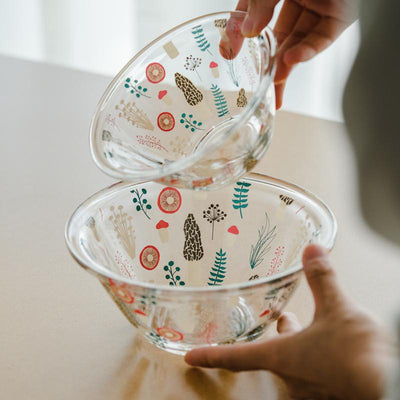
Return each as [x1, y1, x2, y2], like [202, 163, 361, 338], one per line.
[241, 16, 254, 36]
[298, 47, 316, 62]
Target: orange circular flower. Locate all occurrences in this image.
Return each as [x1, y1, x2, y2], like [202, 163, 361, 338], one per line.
[157, 112, 175, 131]
[156, 327, 183, 341]
[146, 62, 165, 83]
[139, 245, 160, 270]
[109, 279, 134, 304]
[157, 187, 182, 213]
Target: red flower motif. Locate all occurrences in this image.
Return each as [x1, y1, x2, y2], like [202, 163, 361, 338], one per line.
[146, 62, 165, 83]
[156, 326, 183, 341]
[108, 278, 134, 304]
[157, 112, 175, 131]
[259, 309, 271, 318]
[139, 245, 160, 270]
[157, 187, 182, 213]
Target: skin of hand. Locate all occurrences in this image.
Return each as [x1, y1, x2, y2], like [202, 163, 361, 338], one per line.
[221, 0, 358, 109]
[185, 244, 398, 400]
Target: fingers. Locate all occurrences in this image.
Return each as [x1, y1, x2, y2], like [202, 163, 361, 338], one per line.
[235, 0, 248, 12]
[221, 0, 279, 59]
[274, 7, 319, 83]
[273, 0, 303, 46]
[277, 312, 302, 334]
[219, 0, 248, 59]
[302, 244, 348, 318]
[274, 80, 287, 110]
[220, 14, 245, 60]
[242, 0, 280, 37]
[185, 336, 287, 372]
[283, 17, 348, 65]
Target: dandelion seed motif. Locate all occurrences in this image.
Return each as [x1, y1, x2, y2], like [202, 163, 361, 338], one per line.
[184, 55, 202, 80]
[203, 204, 227, 240]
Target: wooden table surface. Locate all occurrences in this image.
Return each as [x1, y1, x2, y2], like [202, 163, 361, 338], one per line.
[1, 55, 399, 399]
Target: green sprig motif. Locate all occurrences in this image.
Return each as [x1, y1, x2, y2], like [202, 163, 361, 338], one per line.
[191, 25, 212, 54]
[124, 78, 150, 98]
[179, 113, 204, 132]
[232, 181, 251, 218]
[220, 46, 240, 87]
[164, 261, 185, 286]
[208, 249, 227, 286]
[211, 84, 229, 117]
[131, 188, 152, 219]
[249, 212, 277, 270]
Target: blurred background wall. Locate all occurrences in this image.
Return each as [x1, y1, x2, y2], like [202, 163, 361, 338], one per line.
[0, 0, 360, 121]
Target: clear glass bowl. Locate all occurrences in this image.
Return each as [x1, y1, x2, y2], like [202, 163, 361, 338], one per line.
[90, 11, 276, 190]
[65, 173, 336, 355]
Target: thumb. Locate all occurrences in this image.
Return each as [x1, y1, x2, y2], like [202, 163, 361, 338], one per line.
[302, 244, 347, 318]
[185, 335, 290, 372]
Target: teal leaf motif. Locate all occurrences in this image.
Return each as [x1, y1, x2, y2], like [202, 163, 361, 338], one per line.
[131, 188, 152, 219]
[208, 249, 227, 286]
[232, 181, 251, 218]
[124, 78, 151, 98]
[211, 84, 229, 117]
[179, 112, 205, 132]
[191, 25, 212, 54]
[163, 261, 185, 286]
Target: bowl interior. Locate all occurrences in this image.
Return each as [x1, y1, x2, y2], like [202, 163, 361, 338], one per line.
[67, 174, 336, 289]
[90, 11, 275, 184]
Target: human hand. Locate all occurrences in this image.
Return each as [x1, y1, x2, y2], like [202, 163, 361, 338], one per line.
[223, 0, 358, 109]
[185, 244, 397, 399]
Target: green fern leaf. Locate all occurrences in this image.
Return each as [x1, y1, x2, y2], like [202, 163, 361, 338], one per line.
[210, 84, 229, 117]
[208, 249, 227, 286]
[232, 181, 252, 218]
[191, 25, 212, 54]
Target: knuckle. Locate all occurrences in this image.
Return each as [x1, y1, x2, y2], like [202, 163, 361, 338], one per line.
[291, 30, 307, 40]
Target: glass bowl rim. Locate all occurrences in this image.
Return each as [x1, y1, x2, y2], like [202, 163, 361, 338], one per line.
[89, 11, 277, 181]
[65, 172, 337, 294]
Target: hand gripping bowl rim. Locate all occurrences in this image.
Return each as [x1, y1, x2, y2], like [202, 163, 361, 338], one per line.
[89, 11, 277, 182]
[65, 172, 337, 295]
